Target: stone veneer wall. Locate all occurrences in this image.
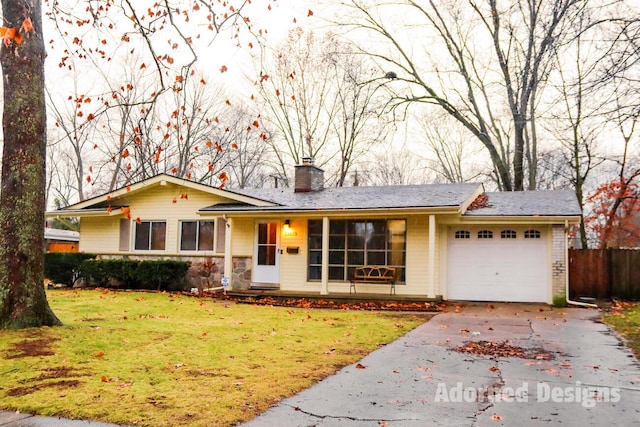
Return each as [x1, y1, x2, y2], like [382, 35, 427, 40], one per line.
[231, 257, 252, 290]
[551, 224, 567, 301]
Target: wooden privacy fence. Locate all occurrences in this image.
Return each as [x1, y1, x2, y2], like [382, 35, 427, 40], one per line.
[569, 249, 640, 300]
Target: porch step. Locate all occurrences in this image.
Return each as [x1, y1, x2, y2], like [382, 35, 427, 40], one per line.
[228, 289, 442, 304]
[249, 282, 280, 290]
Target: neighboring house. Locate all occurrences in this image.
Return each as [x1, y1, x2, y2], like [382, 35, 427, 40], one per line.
[45, 227, 80, 252]
[46, 161, 581, 304]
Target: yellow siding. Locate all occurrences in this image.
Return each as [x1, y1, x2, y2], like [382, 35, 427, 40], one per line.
[230, 217, 254, 256]
[80, 182, 232, 255]
[404, 215, 430, 295]
[80, 216, 121, 253]
[279, 217, 313, 291]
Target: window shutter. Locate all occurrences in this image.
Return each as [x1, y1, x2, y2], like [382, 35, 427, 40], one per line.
[216, 217, 227, 253]
[119, 219, 130, 251]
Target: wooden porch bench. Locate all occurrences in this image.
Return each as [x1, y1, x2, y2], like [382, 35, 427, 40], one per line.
[349, 266, 397, 295]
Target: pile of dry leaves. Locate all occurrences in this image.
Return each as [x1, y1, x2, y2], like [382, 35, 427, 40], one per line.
[225, 295, 443, 312]
[453, 340, 554, 360]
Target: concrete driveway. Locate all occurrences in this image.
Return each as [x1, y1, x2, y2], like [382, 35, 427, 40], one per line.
[241, 304, 640, 426]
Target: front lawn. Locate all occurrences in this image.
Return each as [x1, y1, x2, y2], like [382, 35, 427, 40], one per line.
[0, 289, 429, 427]
[602, 301, 640, 356]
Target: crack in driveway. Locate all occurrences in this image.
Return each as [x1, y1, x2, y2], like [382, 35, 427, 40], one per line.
[283, 403, 418, 424]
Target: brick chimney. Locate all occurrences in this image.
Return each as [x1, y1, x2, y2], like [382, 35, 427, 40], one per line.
[294, 157, 324, 192]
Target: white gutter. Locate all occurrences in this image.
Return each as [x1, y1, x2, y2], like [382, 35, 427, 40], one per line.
[564, 219, 597, 308]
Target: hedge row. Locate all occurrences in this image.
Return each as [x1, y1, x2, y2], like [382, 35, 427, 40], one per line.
[44, 253, 190, 291]
[79, 259, 190, 291]
[44, 252, 97, 286]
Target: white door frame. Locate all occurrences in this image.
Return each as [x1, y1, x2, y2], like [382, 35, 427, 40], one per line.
[253, 220, 281, 285]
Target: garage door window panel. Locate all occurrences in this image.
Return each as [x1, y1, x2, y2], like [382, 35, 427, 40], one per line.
[501, 230, 517, 239]
[525, 229, 541, 239]
[455, 230, 470, 239]
[478, 230, 493, 239]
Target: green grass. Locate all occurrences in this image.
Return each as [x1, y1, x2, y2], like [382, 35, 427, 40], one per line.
[602, 302, 640, 356]
[0, 289, 429, 427]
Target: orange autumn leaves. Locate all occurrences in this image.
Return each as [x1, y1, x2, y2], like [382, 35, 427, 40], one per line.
[0, 17, 34, 48]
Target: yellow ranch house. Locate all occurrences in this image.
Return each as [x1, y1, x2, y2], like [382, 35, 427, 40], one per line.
[47, 161, 581, 304]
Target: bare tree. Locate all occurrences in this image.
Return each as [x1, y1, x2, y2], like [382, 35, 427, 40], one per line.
[541, 19, 607, 247]
[358, 145, 433, 186]
[256, 28, 388, 186]
[338, 0, 596, 191]
[417, 112, 488, 184]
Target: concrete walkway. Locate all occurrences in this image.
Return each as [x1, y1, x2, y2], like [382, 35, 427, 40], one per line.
[240, 303, 640, 426]
[0, 412, 120, 427]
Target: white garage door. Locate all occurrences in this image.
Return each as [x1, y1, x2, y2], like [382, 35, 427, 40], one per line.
[447, 226, 549, 302]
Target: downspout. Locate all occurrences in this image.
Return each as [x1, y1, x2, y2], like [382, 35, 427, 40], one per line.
[564, 219, 597, 308]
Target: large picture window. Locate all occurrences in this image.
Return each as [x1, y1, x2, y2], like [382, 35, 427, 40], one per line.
[308, 219, 406, 282]
[181, 221, 214, 251]
[134, 221, 166, 251]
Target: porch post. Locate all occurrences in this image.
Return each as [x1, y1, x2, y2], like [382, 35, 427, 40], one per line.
[428, 214, 436, 297]
[224, 217, 233, 288]
[321, 216, 329, 295]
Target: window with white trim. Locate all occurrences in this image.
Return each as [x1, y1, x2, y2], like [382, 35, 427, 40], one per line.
[180, 218, 226, 252]
[180, 221, 214, 251]
[134, 221, 166, 250]
[308, 219, 406, 282]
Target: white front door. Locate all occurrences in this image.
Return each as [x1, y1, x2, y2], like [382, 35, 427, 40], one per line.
[253, 221, 280, 284]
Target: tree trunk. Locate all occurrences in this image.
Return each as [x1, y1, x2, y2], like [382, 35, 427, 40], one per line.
[0, 0, 62, 328]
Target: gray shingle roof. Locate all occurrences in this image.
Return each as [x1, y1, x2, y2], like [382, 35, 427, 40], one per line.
[203, 183, 482, 212]
[464, 190, 582, 217]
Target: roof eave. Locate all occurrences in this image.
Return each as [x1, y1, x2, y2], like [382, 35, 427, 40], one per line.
[60, 174, 277, 211]
[198, 206, 461, 217]
[45, 208, 125, 218]
[459, 214, 582, 224]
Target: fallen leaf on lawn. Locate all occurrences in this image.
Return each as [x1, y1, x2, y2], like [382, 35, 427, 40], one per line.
[355, 363, 366, 369]
[101, 375, 108, 382]
[93, 351, 105, 358]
